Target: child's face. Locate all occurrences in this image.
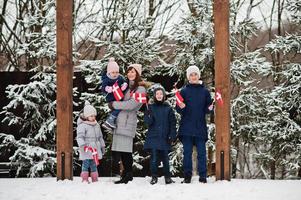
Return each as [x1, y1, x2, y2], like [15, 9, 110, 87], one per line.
[189, 72, 199, 84]
[109, 71, 119, 79]
[87, 115, 96, 122]
[155, 90, 164, 102]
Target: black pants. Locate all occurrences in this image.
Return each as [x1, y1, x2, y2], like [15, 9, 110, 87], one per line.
[112, 151, 133, 175]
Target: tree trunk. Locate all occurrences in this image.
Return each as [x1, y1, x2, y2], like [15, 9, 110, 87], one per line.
[271, 160, 276, 179]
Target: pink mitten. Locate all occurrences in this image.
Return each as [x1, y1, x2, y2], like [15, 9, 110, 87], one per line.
[208, 104, 214, 111]
[121, 82, 128, 91]
[105, 86, 113, 93]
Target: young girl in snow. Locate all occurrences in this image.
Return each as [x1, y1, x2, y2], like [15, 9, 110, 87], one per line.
[101, 57, 128, 131]
[76, 101, 105, 183]
[176, 65, 213, 184]
[144, 86, 177, 185]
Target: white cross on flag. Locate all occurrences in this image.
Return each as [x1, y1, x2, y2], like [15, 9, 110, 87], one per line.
[215, 89, 224, 106]
[132, 92, 147, 104]
[113, 81, 124, 101]
[84, 146, 99, 166]
[175, 88, 184, 106]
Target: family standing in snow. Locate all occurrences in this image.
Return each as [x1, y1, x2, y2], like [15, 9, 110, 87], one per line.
[76, 58, 212, 184]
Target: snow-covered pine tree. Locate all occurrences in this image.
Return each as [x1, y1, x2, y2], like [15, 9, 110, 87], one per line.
[227, 0, 289, 179]
[157, 0, 214, 82]
[255, 0, 301, 178]
[0, 0, 58, 177]
[0, 0, 80, 177]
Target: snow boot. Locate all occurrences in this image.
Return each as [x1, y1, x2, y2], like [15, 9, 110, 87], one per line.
[114, 172, 133, 184]
[81, 171, 89, 183]
[199, 177, 207, 183]
[181, 175, 191, 184]
[91, 171, 99, 182]
[104, 114, 117, 129]
[165, 176, 175, 184]
[150, 176, 158, 185]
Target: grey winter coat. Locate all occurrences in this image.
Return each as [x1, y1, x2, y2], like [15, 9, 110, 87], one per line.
[76, 117, 105, 160]
[111, 85, 146, 152]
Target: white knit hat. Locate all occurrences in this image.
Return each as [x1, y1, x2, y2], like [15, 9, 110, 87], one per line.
[83, 101, 97, 118]
[186, 65, 200, 80]
[129, 64, 142, 76]
[107, 57, 119, 74]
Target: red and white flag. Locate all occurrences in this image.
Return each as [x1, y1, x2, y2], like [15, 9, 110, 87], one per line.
[215, 89, 223, 106]
[175, 88, 184, 106]
[132, 92, 147, 104]
[84, 146, 99, 166]
[112, 81, 124, 101]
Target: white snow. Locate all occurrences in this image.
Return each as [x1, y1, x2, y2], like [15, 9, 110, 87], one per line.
[0, 177, 300, 200]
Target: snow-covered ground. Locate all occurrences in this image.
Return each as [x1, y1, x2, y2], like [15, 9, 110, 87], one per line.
[0, 177, 300, 200]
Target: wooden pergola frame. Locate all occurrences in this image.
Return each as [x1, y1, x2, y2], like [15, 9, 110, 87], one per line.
[56, 0, 230, 181]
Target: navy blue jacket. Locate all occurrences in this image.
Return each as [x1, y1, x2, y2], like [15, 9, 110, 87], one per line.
[101, 74, 126, 102]
[144, 103, 177, 151]
[176, 83, 212, 141]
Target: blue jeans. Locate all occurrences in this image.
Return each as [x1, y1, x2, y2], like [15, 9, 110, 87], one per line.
[180, 136, 207, 178]
[150, 149, 171, 177]
[82, 159, 97, 172]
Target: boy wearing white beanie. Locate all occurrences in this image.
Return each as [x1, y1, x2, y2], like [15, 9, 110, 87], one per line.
[101, 57, 128, 131]
[176, 65, 213, 184]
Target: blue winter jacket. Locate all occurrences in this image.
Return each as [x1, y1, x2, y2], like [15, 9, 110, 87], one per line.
[101, 73, 126, 102]
[144, 103, 177, 151]
[176, 83, 212, 141]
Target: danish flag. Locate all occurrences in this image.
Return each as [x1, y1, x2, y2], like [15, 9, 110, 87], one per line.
[215, 89, 224, 106]
[84, 146, 99, 166]
[132, 92, 147, 104]
[175, 88, 184, 106]
[113, 81, 124, 101]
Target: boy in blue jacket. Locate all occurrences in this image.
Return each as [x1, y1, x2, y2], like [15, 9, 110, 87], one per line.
[144, 86, 177, 184]
[176, 65, 213, 183]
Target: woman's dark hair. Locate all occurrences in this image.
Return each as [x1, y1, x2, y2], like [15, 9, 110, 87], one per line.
[126, 66, 142, 91]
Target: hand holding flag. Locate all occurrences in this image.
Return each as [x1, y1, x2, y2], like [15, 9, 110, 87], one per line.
[174, 85, 185, 108]
[215, 89, 224, 106]
[84, 146, 99, 166]
[112, 81, 124, 101]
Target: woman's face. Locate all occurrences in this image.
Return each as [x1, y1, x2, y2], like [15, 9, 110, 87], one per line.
[155, 90, 164, 102]
[127, 68, 137, 81]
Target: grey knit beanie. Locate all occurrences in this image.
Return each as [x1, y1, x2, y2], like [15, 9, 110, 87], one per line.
[83, 101, 97, 118]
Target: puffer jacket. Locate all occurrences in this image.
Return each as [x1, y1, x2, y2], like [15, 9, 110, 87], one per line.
[76, 117, 105, 160]
[176, 83, 212, 141]
[144, 102, 177, 151]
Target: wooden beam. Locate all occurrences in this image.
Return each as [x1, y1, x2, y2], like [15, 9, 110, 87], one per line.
[56, 0, 73, 180]
[213, 0, 231, 181]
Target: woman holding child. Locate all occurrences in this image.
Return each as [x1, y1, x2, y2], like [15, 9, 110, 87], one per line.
[108, 62, 148, 184]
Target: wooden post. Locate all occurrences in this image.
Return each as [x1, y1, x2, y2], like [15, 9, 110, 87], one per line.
[213, 0, 231, 181]
[56, 0, 73, 180]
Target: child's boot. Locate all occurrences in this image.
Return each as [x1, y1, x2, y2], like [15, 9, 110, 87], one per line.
[102, 114, 116, 130]
[91, 171, 99, 182]
[80, 171, 89, 183]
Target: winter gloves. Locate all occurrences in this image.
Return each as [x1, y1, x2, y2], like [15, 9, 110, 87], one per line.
[105, 82, 128, 93]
